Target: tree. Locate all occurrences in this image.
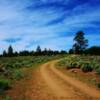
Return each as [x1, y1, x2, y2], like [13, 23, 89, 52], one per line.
[42, 48, 48, 55]
[36, 45, 41, 53]
[8, 45, 13, 57]
[60, 50, 67, 54]
[3, 50, 7, 57]
[69, 49, 74, 54]
[14, 51, 18, 56]
[85, 46, 100, 55]
[19, 50, 30, 56]
[72, 31, 88, 54]
[35, 45, 42, 56]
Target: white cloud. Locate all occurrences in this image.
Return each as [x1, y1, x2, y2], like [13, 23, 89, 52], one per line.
[0, 0, 100, 53]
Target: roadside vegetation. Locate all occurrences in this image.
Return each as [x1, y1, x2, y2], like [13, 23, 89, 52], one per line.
[0, 55, 64, 99]
[58, 55, 100, 88]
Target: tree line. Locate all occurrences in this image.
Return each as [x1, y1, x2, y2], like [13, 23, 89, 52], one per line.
[1, 45, 67, 57]
[1, 31, 100, 57]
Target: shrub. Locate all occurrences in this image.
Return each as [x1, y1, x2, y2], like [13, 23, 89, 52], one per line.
[2, 95, 10, 100]
[0, 79, 10, 92]
[96, 68, 100, 75]
[13, 63, 22, 68]
[66, 62, 75, 69]
[81, 63, 93, 72]
[96, 82, 100, 88]
[70, 62, 77, 68]
[66, 65, 72, 69]
[76, 62, 83, 68]
[4, 63, 13, 69]
[95, 64, 100, 70]
[12, 70, 24, 80]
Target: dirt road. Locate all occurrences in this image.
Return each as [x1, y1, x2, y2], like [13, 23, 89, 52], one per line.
[6, 60, 100, 100]
[39, 60, 100, 100]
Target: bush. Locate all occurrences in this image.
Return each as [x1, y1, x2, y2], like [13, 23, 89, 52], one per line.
[96, 68, 100, 75]
[96, 82, 100, 88]
[13, 63, 22, 68]
[93, 63, 99, 70]
[4, 63, 13, 69]
[0, 79, 10, 92]
[81, 63, 93, 72]
[2, 95, 10, 100]
[12, 70, 24, 80]
[70, 62, 77, 68]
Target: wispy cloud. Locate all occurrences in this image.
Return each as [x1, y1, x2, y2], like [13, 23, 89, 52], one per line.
[3, 38, 22, 43]
[0, 0, 100, 53]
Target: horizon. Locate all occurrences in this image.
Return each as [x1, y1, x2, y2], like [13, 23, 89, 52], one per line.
[0, 0, 100, 54]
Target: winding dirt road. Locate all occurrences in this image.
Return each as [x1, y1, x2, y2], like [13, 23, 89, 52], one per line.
[5, 60, 100, 100]
[39, 60, 100, 100]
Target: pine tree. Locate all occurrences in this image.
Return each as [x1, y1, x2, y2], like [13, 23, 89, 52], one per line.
[8, 45, 13, 57]
[3, 50, 7, 57]
[36, 45, 41, 53]
[72, 31, 88, 54]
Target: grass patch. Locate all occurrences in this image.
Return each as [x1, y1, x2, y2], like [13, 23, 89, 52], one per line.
[0, 79, 11, 93]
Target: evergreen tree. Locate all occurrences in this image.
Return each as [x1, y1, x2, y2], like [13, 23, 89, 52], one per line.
[69, 49, 74, 54]
[8, 45, 13, 57]
[3, 50, 7, 57]
[72, 31, 88, 54]
[36, 45, 41, 53]
[35, 45, 42, 55]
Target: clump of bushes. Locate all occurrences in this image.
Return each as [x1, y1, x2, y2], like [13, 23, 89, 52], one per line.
[81, 63, 93, 72]
[0, 79, 10, 92]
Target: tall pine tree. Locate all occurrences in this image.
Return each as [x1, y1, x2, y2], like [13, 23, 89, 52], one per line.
[72, 31, 88, 54]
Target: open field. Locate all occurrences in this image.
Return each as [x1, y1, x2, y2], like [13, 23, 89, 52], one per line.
[0, 55, 100, 100]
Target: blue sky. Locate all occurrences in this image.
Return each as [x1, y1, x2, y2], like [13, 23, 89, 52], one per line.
[0, 0, 100, 53]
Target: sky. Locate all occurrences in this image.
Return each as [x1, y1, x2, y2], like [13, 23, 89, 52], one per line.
[0, 0, 100, 53]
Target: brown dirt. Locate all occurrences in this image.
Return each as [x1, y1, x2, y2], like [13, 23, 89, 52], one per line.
[1, 60, 100, 100]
